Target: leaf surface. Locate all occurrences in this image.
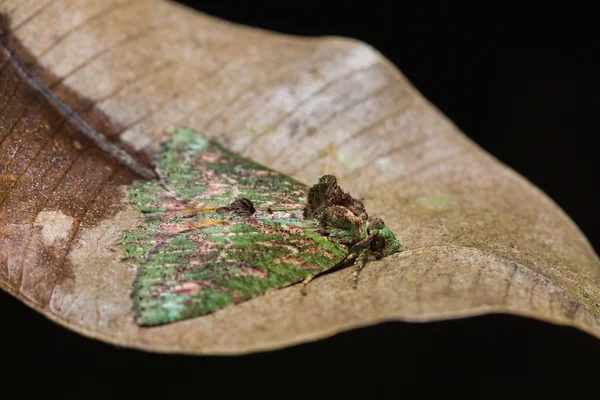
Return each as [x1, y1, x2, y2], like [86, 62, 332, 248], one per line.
[1, 0, 599, 354]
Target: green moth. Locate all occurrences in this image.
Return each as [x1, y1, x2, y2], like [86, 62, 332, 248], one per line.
[119, 127, 402, 326]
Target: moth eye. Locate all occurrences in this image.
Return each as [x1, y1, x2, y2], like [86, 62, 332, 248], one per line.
[369, 235, 386, 252]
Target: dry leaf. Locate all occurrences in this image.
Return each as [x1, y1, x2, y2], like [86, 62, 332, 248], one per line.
[1, 0, 599, 355]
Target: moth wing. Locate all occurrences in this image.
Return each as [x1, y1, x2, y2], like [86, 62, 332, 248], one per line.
[122, 128, 348, 326]
[156, 127, 307, 209]
[131, 217, 347, 326]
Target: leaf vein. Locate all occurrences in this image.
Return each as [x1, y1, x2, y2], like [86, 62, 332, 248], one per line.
[0, 118, 67, 209]
[272, 84, 390, 161]
[32, 0, 144, 62]
[240, 63, 379, 152]
[11, 0, 55, 32]
[47, 22, 164, 89]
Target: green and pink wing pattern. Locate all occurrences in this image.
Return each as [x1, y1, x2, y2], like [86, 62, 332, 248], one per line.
[119, 127, 348, 326]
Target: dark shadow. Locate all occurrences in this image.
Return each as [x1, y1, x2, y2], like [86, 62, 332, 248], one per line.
[3, 289, 599, 397]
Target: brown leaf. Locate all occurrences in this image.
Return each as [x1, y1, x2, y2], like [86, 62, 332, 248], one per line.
[1, 1, 599, 354]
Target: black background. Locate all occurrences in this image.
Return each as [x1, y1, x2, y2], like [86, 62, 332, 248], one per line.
[4, 2, 600, 398]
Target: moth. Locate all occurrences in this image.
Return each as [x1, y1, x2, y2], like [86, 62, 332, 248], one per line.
[119, 127, 402, 326]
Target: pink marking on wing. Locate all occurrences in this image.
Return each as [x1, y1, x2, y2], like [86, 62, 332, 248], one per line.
[278, 256, 303, 266]
[287, 226, 304, 234]
[165, 203, 193, 211]
[232, 290, 243, 304]
[159, 223, 186, 235]
[172, 281, 202, 296]
[203, 183, 228, 197]
[190, 236, 216, 256]
[260, 210, 304, 220]
[237, 265, 267, 278]
[199, 152, 221, 162]
[254, 170, 279, 177]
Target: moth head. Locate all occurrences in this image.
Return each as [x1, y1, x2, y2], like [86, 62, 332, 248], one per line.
[367, 218, 402, 258]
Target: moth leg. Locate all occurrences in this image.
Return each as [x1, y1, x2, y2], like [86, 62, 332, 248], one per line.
[300, 275, 315, 296]
[352, 250, 369, 289]
[301, 252, 358, 295]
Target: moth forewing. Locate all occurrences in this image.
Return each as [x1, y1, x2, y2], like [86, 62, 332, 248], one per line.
[119, 128, 401, 326]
